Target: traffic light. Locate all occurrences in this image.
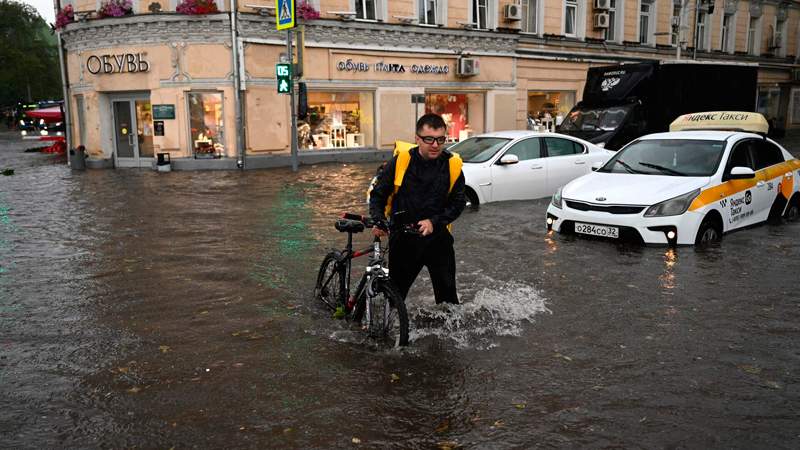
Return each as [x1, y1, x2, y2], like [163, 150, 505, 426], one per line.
[276, 63, 292, 94]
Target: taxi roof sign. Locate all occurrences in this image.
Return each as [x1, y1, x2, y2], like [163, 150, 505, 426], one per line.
[669, 111, 768, 134]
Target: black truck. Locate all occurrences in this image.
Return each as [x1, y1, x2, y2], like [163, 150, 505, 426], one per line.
[557, 61, 758, 150]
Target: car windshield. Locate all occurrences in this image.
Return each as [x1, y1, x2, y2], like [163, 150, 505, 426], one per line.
[599, 139, 725, 176]
[559, 105, 632, 132]
[451, 137, 511, 163]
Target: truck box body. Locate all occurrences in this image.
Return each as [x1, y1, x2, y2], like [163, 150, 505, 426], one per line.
[557, 61, 758, 150]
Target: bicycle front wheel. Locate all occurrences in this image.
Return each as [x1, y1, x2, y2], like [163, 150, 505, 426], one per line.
[353, 278, 409, 347]
[314, 253, 345, 311]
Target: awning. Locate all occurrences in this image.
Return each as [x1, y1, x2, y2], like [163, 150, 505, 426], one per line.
[25, 106, 63, 123]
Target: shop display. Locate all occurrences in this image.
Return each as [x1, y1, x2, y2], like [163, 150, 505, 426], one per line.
[425, 93, 485, 141]
[303, 92, 375, 149]
[188, 92, 225, 157]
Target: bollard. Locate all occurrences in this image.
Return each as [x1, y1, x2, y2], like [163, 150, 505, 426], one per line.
[157, 152, 171, 172]
[69, 148, 86, 170]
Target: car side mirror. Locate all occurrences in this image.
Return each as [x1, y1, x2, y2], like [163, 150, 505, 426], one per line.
[497, 154, 519, 165]
[591, 161, 604, 171]
[725, 166, 756, 181]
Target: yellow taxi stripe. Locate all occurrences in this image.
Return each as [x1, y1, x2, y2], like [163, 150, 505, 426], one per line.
[690, 158, 800, 211]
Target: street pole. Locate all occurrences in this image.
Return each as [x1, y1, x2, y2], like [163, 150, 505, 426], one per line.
[53, 0, 72, 163]
[287, 29, 298, 173]
[676, 0, 685, 60]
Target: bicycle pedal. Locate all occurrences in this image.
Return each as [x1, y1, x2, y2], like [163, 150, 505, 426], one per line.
[347, 298, 356, 308]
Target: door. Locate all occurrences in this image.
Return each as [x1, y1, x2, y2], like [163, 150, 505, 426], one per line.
[112, 98, 154, 168]
[720, 139, 765, 231]
[543, 136, 590, 195]
[489, 137, 548, 201]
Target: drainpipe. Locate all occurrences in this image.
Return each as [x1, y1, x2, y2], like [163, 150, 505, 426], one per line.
[692, 1, 700, 60]
[230, 0, 246, 169]
[54, 0, 73, 162]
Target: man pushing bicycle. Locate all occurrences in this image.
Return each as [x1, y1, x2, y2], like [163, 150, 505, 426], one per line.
[368, 114, 466, 305]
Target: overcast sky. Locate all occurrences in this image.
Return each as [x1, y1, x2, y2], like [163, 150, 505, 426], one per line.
[22, 0, 56, 25]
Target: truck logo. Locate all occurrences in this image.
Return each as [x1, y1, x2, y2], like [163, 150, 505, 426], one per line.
[601, 78, 621, 91]
[745, 190, 752, 205]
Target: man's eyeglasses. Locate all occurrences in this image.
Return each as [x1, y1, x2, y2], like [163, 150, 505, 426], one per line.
[417, 135, 447, 145]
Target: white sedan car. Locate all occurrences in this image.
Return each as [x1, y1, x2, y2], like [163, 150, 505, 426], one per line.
[451, 131, 615, 205]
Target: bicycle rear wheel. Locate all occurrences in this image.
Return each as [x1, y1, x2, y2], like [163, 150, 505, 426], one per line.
[314, 253, 345, 311]
[352, 278, 409, 347]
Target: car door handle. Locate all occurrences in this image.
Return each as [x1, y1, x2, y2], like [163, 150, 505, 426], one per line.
[531, 165, 543, 170]
[786, 172, 793, 179]
[757, 181, 766, 187]
[574, 160, 585, 165]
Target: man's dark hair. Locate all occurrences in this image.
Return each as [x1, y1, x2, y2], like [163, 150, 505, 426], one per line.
[416, 113, 447, 134]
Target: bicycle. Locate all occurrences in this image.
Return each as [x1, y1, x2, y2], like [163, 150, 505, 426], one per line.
[314, 212, 418, 347]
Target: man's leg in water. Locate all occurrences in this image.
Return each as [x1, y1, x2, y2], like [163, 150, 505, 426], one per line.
[388, 237, 424, 300]
[425, 231, 459, 305]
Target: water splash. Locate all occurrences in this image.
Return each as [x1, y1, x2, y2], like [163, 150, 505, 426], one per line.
[407, 277, 550, 349]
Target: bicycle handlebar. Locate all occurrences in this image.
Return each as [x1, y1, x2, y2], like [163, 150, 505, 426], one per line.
[341, 212, 422, 236]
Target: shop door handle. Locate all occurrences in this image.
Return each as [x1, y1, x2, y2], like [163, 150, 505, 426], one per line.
[128, 135, 135, 147]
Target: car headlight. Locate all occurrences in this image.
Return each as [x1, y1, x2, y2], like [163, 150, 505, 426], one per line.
[551, 186, 564, 209]
[596, 142, 606, 148]
[644, 189, 701, 217]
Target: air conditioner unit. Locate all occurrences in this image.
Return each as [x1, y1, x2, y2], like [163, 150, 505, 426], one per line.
[768, 36, 783, 48]
[593, 13, 610, 29]
[594, 0, 611, 10]
[504, 3, 522, 21]
[456, 58, 480, 77]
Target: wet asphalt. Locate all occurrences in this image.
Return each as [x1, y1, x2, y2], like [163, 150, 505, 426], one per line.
[0, 130, 799, 449]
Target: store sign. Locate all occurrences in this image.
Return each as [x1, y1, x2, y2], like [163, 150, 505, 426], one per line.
[336, 59, 450, 75]
[152, 105, 175, 120]
[86, 54, 150, 74]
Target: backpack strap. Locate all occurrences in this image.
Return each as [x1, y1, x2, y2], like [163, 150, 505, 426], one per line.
[384, 149, 413, 216]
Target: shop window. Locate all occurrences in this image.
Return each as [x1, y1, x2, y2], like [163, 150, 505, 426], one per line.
[76, 95, 87, 147]
[425, 93, 485, 143]
[527, 91, 576, 131]
[187, 92, 225, 157]
[757, 88, 780, 123]
[301, 91, 374, 149]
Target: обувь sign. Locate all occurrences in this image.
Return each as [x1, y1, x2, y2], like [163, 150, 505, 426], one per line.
[87, 53, 150, 74]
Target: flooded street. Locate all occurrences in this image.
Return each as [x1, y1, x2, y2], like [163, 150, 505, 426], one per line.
[1, 132, 799, 449]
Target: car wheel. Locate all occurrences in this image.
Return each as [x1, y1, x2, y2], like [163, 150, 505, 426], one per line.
[695, 218, 721, 246]
[785, 200, 800, 222]
[465, 189, 479, 207]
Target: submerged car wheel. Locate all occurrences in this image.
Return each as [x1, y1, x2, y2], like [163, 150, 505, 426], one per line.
[695, 218, 721, 246]
[465, 188, 479, 207]
[784, 199, 800, 222]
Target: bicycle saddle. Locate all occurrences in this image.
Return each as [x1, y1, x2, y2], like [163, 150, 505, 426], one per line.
[335, 219, 364, 234]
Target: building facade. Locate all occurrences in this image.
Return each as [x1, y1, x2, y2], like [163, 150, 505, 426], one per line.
[57, 0, 800, 169]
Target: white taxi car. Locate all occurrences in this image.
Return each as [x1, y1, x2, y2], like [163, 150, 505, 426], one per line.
[451, 131, 615, 205]
[546, 112, 800, 246]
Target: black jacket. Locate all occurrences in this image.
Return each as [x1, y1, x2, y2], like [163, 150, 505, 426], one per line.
[369, 147, 466, 238]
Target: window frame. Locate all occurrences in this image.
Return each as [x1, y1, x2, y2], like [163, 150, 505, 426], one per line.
[720, 13, 733, 53]
[305, 90, 378, 149]
[543, 136, 586, 158]
[499, 137, 543, 163]
[521, 0, 543, 35]
[724, 139, 755, 178]
[468, 0, 497, 30]
[695, 11, 708, 51]
[671, 3, 680, 46]
[564, 0, 578, 38]
[775, 18, 788, 57]
[638, 1, 655, 45]
[747, 15, 761, 56]
[604, 0, 618, 42]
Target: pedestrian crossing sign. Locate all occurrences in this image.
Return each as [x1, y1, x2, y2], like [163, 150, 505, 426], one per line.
[276, 0, 295, 30]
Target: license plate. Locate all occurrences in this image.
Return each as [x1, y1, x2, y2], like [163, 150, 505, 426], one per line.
[575, 222, 619, 238]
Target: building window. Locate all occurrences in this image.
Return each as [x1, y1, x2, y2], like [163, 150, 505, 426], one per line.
[639, 2, 652, 44]
[472, 0, 489, 29]
[188, 92, 225, 157]
[696, 12, 708, 51]
[425, 93, 486, 142]
[419, 0, 437, 25]
[565, 0, 578, 37]
[604, 0, 617, 42]
[776, 19, 787, 56]
[671, 4, 680, 46]
[747, 16, 758, 55]
[527, 91, 576, 130]
[757, 87, 780, 121]
[721, 14, 732, 53]
[302, 92, 375, 149]
[355, 0, 377, 20]
[75, 96, 87, 147]
[522, 0, 539, 34]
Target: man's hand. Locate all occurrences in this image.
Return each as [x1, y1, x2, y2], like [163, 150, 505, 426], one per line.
[417, 219, 434, 236]
[373, 223, 388, 237]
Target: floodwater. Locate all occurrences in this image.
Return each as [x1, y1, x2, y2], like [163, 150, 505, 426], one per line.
[1, 132, 799, 449]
